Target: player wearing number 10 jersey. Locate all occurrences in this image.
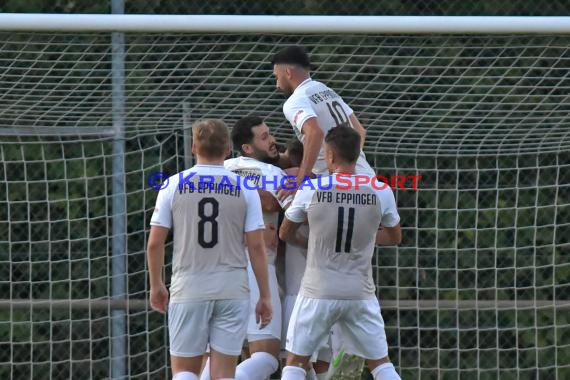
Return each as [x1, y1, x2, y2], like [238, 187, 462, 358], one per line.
[271, 45, 375, 183]
[147, 119, 272, 380]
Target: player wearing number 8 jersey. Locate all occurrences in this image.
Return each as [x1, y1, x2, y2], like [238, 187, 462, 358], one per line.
[271, 46, 375, 196]
[147, 119, 272, 380]
[278, 127, 402, 380]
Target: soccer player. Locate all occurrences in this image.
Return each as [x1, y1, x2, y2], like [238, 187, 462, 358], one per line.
[271, 45, 375, 200]
[280, 139, 331, 380]
[278, 126, 402, 380]
[147, 119, 272, 380]
[200, 115, 292, 380]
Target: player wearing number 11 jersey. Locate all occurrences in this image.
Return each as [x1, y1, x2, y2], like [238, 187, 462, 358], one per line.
[278, 127, 402, 380]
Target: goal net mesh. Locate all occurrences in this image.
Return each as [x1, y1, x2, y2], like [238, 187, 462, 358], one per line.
[0, 32, 569, 379]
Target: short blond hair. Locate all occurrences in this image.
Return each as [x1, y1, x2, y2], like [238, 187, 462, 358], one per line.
[192, 119, 230, 160]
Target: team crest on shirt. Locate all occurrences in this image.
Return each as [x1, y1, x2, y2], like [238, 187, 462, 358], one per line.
[293, 110, 304, 126]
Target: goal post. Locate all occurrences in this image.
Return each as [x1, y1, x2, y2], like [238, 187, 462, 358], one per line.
[1, 14, 569, 380]
[0, 14, 570, 33]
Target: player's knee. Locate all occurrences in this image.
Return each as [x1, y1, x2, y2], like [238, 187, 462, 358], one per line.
[257, 351, 279, 371]
[172, 371, 199, 380]
[235, 352, 279, 380]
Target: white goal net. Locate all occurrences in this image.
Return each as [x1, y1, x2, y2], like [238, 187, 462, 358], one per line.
[1, 25, 569, 379]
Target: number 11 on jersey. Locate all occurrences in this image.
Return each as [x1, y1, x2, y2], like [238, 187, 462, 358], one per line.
[335, 207, 355, 253]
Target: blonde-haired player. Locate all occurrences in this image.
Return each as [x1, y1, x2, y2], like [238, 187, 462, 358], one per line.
[147, 119, 272, 380]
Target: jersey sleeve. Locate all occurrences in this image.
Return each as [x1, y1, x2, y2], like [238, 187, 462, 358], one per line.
[243, 187, 266, 232]
[283, 95, 318, 134]
[149, 178, 177, 229]
[376, 186, 401, 228]
[284, 186, 313, 223]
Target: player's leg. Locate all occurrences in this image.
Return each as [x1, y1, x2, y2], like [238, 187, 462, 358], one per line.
[198, 350, 211, 379]
[367, 358, 400, 380]
[282, 296, 337, 380]
[338, 298, 401, 380]
[209, 298, 250, 378]
[328, 322, 366, 379]
[171, 356, 203, 380]
[168, 301, 214, 380]
[311, 342, 332, 380]
[234, 263, 281, 380]
[238, 339, 280, 380]
[280, 293, 296, 367]
[283, 294, 329, 380]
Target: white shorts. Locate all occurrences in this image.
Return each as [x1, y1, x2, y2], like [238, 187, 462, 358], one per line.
[168, 299, 249, 357]
[282, 294, 332, 363]
[247, 262, 282, 342]
[286, 296, 388, 360]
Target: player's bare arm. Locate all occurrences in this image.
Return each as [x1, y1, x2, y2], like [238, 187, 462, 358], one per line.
[146, 225, 170, 314]
[297, 118, 323, 182]
[245, 229, 273, 326]
[349, 113, 366, 150]
[375, 224, 402, 245]
[262, 223, 279, 252]
[279, 217, 308, 249]
[258, 189, 281, 212]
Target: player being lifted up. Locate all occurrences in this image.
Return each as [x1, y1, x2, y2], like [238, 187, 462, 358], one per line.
[200, 115, 292, 380]
[271, 44, 378, 376]
[147, 119, 272, 380]
[279, 126, 402, 380]
[271, 45, 375, 200]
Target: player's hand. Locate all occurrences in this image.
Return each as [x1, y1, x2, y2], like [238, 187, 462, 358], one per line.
[150, 283, 169, 314]
[263, 223, 278, 251]
[255, 297, 273, 329]
[277, 185, 296, 201]
[285, 167, 300, 177]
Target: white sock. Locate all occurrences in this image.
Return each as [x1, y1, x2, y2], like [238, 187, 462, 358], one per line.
[306, 367, 317, 380]
[316, 373, 327, 380]
[199, 357, 211, 380]
[173, 371, 199, 380]
[281, 366, 306, 380]
[371, 363, 401, 380]
[235, 351, 279, 380]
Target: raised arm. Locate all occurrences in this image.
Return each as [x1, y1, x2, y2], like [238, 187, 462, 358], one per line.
[296, 117, 324, 185]
[349, 113, 366, 150]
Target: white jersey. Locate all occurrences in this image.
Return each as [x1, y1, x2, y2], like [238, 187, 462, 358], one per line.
[284, 225, 309, 296]
[150, 164, 265, 302]
[283, 78, 375, 176]
[224, 156, 292, 265]
[285, 174, 400, 299]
